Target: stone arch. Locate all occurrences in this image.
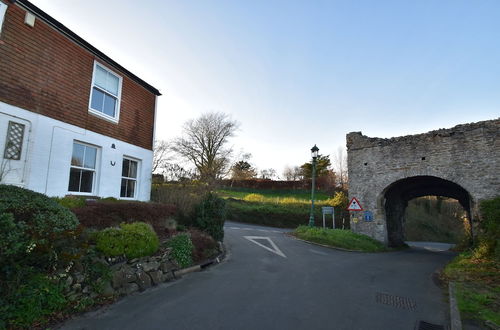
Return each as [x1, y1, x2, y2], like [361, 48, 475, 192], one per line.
[380, 175, 473, 247]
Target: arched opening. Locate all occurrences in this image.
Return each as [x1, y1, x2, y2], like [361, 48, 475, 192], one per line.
[383, 176, 473, 247]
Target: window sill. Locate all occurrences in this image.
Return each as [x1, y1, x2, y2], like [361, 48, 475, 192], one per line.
[88, 109, 119, 124]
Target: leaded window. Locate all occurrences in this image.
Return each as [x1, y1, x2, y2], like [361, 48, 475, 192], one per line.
[3, 121, 25, 160]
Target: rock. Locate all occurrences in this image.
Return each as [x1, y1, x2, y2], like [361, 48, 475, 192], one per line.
[160, 261, 177, 273]
[112, 266, 137, 289]
[101, 281, 115, 297]
[82, 286, 90, 294]
[142, 261, 160, 272]
[161, 271, 174, 283]
[136, 270, 152, 291]
[72, 260, 84, 273]
[74, 273, 85, 284]
[120, 283, 139, 295]
[72, 283, 82, 292]
[65, 275, 73, 287]
[128, 258, 140, 264]
[148, 270, 163, 285]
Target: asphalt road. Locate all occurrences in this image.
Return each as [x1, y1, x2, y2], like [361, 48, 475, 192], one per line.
[60, 222, 456, 330]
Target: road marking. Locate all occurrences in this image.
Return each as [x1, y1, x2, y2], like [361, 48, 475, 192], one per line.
[228, 227, 241, 229]
[244, 236, 287, 258]
[309, 249, 328, 256]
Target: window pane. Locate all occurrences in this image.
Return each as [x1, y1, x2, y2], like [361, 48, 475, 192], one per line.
[80, 170, 93, 193]
[71, 143, 85, 167]
[122, 158, 129, 177]
[91, 88, 104, 112]
[106, 72, 119, 95]
[94, 65, 108, 90]
[127, 179, 135, 197]
[84, 146, 97, 169]
[120, 178, 127, 197]
[68, 168, 81, 191]
[129, 160, 138, 178]
[103, 94, 116, 117]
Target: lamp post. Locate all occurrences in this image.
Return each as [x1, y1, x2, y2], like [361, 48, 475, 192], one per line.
[308, 144, 319, 227]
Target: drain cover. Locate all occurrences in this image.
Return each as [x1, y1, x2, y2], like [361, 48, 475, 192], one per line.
[415, 320, 448, 330]
[375, 292, 417, 310]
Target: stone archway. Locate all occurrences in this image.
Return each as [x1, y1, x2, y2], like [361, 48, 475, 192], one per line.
[346, 119, 499, 245]
[382, 176, 472, 247]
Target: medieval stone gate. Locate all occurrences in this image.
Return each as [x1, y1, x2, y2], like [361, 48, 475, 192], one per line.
[346, 119, 499, 247]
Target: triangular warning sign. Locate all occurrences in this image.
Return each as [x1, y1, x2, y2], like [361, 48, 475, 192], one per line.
[347, 197, 363, 211]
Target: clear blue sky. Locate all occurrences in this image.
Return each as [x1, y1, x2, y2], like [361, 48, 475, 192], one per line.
[31, 0, 500, 175]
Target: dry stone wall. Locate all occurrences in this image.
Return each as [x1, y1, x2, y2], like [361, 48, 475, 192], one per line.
[346, 118, 499, 244]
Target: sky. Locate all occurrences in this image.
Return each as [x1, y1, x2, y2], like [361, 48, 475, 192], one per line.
[31, 0, 500, 176]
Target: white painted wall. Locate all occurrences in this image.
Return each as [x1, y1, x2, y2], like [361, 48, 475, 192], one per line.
[0, 101, 153, 201]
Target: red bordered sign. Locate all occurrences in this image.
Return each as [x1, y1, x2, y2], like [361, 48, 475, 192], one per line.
[347, 197, 363, 211]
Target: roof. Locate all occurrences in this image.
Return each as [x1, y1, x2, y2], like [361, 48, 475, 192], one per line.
[13, 0, 162, 96]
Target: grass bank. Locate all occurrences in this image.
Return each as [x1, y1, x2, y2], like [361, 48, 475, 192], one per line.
[444, 252, 499, 326]
[219, 188, 350, 229]
[292, 226, 389, 252]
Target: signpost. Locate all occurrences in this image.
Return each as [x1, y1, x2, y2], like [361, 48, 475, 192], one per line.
[322, 206, 335, 229]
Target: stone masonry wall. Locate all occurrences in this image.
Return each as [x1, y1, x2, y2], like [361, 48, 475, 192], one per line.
[346, 118, 500, 243]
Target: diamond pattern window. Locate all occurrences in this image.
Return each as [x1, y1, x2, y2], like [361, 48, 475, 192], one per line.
[3, 121, 25, 160]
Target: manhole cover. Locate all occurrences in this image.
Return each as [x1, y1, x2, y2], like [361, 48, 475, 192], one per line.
[415, 320, 448, 330]
[375, 292, 417, 310]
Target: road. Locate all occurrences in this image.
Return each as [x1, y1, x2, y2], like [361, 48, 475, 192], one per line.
[60, 222, 456, 330]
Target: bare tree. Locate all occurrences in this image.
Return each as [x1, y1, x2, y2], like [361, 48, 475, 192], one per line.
[152, 140, 172, 173]
[0, 158, 12, 183]
[283, 165, 302, 181]
[333, 146, 348, 189]
[171, 112, 239, 183]
[260, 168, 278, 180]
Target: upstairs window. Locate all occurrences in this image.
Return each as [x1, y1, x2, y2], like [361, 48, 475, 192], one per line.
[89, 62, 122, 122]
[120, 158, 138, 198]
[0, 3, 7, 34]
[68, 142, 98, 193]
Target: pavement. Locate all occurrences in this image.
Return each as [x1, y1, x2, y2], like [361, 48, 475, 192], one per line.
[59, 221, 457, 330]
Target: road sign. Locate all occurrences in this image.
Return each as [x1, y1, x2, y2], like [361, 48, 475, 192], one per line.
[364, 211, 373, 221]
[322, 207, 335, 229]
[347, 197, 363, 211]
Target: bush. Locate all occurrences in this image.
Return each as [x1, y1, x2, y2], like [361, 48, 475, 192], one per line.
[167, 233, 194, 268]
[0, 185, 79, 276]
[72, 201, 176, 239]
[52, 195, 86, 209]
[478, 197, 500, 259]
[189, 229, 219, 262]
[96, 222, 159, 259]
[194, 193, 226, 241]
[0, 274, 66, 328]
[243, 193, 266, 202]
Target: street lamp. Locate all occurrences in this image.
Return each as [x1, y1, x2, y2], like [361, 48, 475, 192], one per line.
[309, 144, 319, 227]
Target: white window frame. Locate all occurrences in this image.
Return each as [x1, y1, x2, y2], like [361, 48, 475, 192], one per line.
[88, 61, 122, 123]
[0, 2, 8, 35]
[120, 156, 140, 199]
[68, 141, 100, 195]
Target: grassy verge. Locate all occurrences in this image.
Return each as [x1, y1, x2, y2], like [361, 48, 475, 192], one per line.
[292, 225, 389, 252]
[217, 188, 330, 201]
[444, 252, 500, 326]
[227, 199, 322, 228]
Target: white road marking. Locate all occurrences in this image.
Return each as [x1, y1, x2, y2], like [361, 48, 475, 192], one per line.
[228, 227, 241, 229]
[244, 236, 287, 258]
[309, 249, 328, 256]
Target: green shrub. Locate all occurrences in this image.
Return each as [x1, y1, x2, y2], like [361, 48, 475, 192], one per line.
[52, 195, 86, 209]
[478, 197, 500, 259]
[0, 274, 66, 328]
[95, 222, 159, 259]
[167, 233, 194, 268]
[0, 185, 79, 280]
[194, 193, 226, 241]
